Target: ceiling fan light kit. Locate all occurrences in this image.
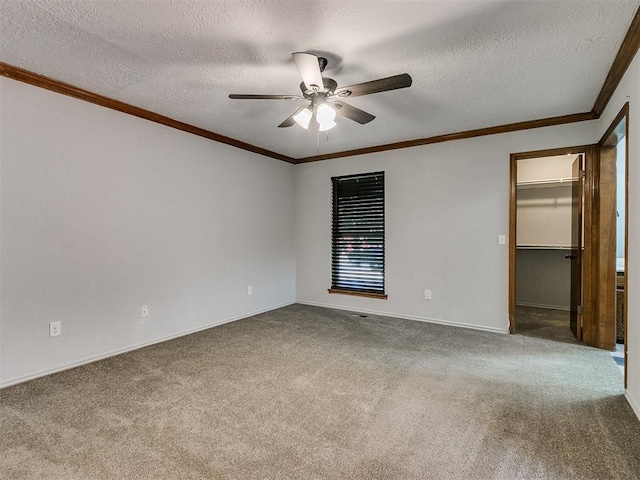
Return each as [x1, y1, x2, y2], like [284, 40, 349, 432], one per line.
[229, 53, 412, 132]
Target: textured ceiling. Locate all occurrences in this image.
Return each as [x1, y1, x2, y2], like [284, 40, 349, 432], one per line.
[1, 0, 638, 159]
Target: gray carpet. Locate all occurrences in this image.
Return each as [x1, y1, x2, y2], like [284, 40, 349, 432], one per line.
[515, 305, 580, 344]
[1, 304, 639, 479]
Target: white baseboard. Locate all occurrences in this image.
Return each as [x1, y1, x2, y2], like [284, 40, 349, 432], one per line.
[0, 301, 295, 389]
[625, 391, 640, 421]
[516, 302, 570, 311]
[296, 300, 509, 334]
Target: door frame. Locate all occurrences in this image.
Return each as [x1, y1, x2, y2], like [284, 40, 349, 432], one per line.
[508, 145, 596, 336]
[597, 103, 629, 386]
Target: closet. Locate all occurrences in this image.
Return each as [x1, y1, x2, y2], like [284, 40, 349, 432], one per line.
[515, 155, 578, 310]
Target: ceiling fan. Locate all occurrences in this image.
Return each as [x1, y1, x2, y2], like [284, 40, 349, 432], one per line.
[229, 53, 412, 132]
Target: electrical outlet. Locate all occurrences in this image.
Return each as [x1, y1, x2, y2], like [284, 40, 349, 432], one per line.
[49, 321, 61, 337]
[424, 289, 432, 300]
[248, 285, 253, 295]
[141, 305, 149, 318]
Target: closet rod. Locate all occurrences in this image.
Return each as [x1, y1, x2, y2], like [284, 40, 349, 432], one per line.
[517, 245, 573, 250]
[517, 176, 577, 187]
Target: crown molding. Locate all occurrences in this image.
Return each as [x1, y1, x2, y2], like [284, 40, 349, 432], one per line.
[296, 112, 596, 163]
[591, 6, 640, 117]
[0, 62, 296, 164]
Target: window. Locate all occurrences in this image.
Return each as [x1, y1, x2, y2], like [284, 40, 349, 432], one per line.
[330, 171, 386, 298]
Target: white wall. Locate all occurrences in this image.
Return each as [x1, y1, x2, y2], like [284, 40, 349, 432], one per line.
[516, 249, 570, 309]
[0, 78, 296, 386]
[295, 121, 596, 333]
[595, 51, 640, 419]
[517, 185, 572, 247]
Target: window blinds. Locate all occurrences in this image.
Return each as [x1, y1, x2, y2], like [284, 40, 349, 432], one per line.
[331, 171, 385, 294]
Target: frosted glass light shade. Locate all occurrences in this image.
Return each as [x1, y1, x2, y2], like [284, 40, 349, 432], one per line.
[317, 103, 336, 131]
[293, 108, 312, 129]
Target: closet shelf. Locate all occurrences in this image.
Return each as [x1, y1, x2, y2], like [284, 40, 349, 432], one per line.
[517, 177, 577, 189]
[517, 245, 573, 250]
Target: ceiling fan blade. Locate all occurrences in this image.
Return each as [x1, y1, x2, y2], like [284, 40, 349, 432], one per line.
[229, 94, 302, 100]
[278, 106, 309, 128]
[329, 101, 376, 124]
[333, 73, 412, 98]
[292, 52, 324, 92]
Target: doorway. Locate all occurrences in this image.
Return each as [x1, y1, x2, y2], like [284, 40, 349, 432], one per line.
[510, 151, 587, 342]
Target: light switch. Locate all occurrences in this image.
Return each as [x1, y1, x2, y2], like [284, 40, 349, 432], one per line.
[498, 235, 506, 245]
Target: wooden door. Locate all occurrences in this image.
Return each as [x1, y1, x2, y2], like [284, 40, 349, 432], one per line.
[569, 155, 584, 340]
[596, 143, 619, 350]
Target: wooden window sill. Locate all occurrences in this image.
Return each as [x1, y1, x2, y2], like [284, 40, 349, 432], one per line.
[328, 289, 388, 300]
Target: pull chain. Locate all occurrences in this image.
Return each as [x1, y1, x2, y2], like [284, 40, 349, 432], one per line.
[315, 128, 330, 155]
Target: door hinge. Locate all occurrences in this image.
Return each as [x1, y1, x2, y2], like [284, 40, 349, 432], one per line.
[577, 305, 583, 316]
[579, 169, 586, 179]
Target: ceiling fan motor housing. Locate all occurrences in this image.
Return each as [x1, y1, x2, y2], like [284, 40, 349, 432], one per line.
[300, 77, 338, 98]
